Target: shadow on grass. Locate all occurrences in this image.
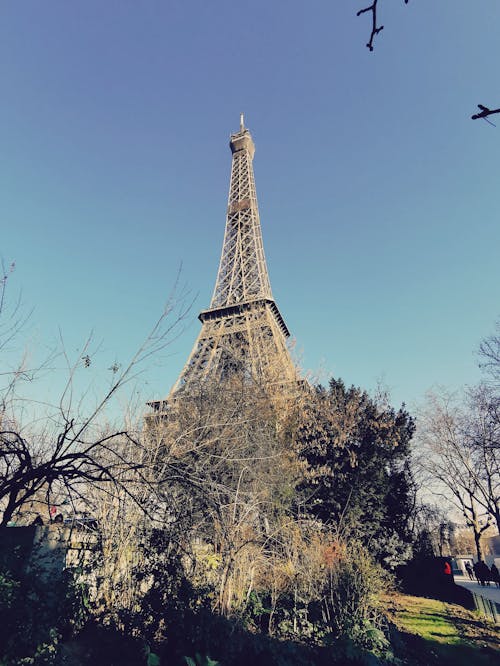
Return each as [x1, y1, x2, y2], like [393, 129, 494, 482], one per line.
[395, 629, 499, 666]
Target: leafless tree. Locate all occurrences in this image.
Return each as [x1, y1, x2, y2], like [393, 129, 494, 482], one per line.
[478, 320, 500, 385]
[465, 384, 500, 532]
[0, 267, 191, 527]
[145, 374, 303, 616]
[417, 390, 498, 561]
[410, 502, 451, 557]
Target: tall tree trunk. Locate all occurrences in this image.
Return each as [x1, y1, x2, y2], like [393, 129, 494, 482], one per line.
[472, 521, 484, 562]
[0, 490, 19, 527]
[469, 498, 488, 561]
[493, 506, 500, 536]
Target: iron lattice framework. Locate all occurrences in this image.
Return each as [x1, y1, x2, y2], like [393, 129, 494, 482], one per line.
[171, 117, 297, 396]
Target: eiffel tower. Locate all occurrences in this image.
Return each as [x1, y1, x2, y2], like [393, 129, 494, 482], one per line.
[155, 116, 297, 407]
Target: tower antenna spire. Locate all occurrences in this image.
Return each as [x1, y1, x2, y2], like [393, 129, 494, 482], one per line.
[240, 112, 245, 131]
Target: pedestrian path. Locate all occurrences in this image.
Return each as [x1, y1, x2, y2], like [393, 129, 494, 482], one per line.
[455, 574, 500, 623]
[455, 574, 500, 604]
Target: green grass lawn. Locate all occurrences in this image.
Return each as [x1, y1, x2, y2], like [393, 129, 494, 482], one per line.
[384, 593, 500, 665]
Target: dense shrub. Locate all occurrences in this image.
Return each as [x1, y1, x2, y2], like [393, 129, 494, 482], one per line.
[323, 541, 392, 656]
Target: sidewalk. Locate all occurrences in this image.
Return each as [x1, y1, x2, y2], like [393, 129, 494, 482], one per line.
[455, 574, 500, 605]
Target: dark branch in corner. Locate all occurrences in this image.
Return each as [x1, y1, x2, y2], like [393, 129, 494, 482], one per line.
[471, 104, 500, 123]
[356, 5, 496, 125]
[357, 0, 409, 52]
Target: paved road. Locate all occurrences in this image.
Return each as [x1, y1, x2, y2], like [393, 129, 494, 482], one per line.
[455, 574, 500, 605]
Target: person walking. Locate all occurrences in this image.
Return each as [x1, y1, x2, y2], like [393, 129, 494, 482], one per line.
[464, 561, 474, 580]
[489, 563, 500, 589]
[478, 561, 491, 586]
[473, 560, 485, 586]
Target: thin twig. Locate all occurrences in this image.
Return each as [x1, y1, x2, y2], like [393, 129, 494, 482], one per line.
[357, 0, 409, 52]
[471, 104, 500, 123]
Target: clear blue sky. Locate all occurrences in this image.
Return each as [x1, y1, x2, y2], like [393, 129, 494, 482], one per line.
[1, 1, 499, 413]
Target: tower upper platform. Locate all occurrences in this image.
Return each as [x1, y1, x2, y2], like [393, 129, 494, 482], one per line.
[229, 113, 255, 158]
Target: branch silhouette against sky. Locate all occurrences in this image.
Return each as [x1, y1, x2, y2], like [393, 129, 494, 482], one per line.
[356, 0, 409, 52]
[356, 1, 498, 123]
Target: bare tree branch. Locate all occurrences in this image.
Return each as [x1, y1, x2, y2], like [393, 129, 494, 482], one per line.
[0, 265, 192, 527]
[416, 389, 499, 560]
[478, 320, 500, 383]
[356, 0, 409, 52]
[471, 104, 500, 122]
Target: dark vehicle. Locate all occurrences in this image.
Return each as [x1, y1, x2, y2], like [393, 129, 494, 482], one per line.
[396, 556, 456, 598]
